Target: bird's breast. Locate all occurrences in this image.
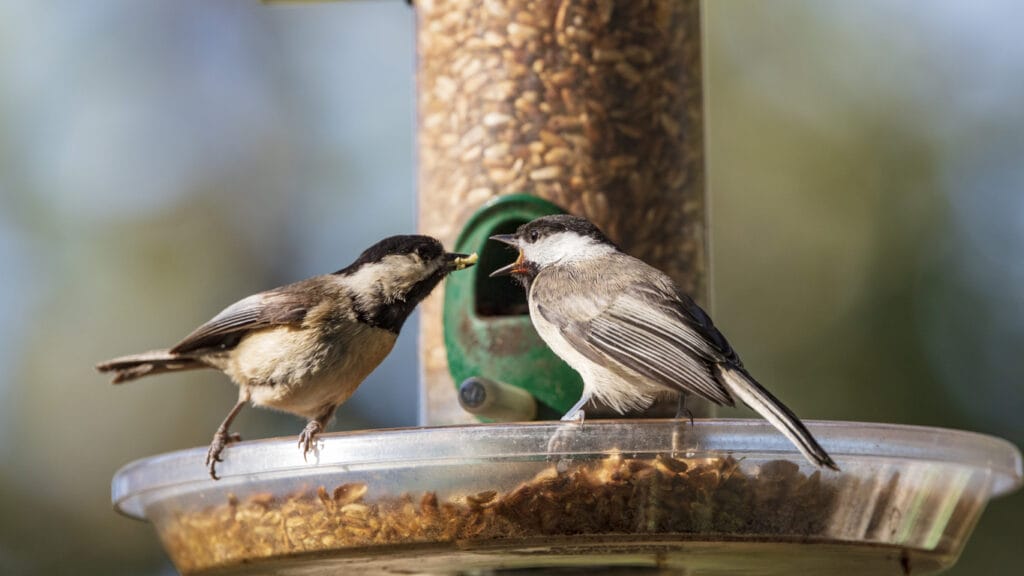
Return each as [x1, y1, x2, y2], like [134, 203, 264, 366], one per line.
[527, 291, 595, 382]
[226, 322, 397, 419]
[527, 273, 666, 414]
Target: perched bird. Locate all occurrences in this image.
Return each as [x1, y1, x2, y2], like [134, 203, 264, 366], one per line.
[490, 215, 838, 470]
[98, 235, 477, 479]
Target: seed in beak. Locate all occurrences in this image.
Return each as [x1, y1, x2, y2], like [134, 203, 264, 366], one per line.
[453, 253, 478, 271]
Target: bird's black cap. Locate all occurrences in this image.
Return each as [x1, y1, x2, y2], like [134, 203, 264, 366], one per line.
[516, 214, 617, 247]
[334, 235, 444, 275]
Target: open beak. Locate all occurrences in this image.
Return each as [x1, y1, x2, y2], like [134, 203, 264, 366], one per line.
[490, 234, 517, 247]
[446, 252, 478, 271]
[488, 234, 526, 277]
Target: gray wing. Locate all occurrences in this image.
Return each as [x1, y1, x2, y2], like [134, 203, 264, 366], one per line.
[533, 264, 735, 407]
[170, 287, 312, 355]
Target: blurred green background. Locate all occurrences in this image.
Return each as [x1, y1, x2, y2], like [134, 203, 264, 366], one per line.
[0, 1, 1020, 574]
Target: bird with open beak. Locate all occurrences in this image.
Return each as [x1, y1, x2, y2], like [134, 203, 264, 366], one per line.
[490, 215, 837, 470]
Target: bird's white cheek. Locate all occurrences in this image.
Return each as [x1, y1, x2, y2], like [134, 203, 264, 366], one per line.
[348, 254, 434, 304]
[521, 244, 560, 268]
[525, 233, 615, 266]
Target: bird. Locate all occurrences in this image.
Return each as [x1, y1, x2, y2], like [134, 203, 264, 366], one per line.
[97, 235, 477, 479]
[489, 214, 838, 470]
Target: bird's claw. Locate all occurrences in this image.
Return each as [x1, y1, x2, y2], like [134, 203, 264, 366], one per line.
[560, 408, 586, 424]
[680, 409, 694, 427]
[205, 429, 243, 480]
[548, 407, 587, 457]
[671, 419, 696, 458]
[547, 423, 584, 460]
[298, 421, 323, 461]
[675, 394, 695, 426]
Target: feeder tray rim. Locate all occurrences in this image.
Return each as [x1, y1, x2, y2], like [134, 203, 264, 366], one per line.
[112, 418, 1022, 519]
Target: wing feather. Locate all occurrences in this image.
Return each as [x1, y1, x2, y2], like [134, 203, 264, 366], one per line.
[609, 292, 725, 360]
[536, 286, 735, 407]
[588, 306, 734, 406]
[530, 255, 741, 407]
[170, 290, 311, 354]
[589, 326, 712, 393]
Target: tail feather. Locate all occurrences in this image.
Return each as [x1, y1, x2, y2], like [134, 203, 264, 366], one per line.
[716, 365, 839, 471]
[96, 349, 207, 384]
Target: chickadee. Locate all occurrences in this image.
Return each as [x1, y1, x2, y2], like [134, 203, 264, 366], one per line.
[490, 215, 838, 470]
[97, 235, 477, 479]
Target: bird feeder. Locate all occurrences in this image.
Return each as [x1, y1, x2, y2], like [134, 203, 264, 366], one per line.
[113, 421, 1022, 575]
[110, 2, 1024, 575]
[418, 0, 712, 424]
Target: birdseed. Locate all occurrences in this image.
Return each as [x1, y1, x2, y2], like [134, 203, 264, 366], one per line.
[417, 0, 710, 424]
[158, 456, 838, 573]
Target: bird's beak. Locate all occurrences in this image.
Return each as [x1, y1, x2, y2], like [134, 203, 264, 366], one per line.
[446, 252, 478, 271]
[488, 234, 526, 277]
[489, 234, 517, 247]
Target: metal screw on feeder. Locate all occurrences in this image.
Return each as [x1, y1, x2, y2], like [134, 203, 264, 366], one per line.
[458, 376, 538, 422]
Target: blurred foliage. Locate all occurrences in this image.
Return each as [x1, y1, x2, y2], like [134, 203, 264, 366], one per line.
[0, 0, 1020, 574]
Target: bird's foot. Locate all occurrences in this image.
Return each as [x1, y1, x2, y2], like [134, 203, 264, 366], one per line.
[546, 414, 587, 469]
[672, 396, 694, 457]
[298, 420, 324, 461]
[205, 429, 243, 480]
[670, 418, 698, 459]
[560, 408, 586, 425]
[674, 394, 695, 426]
[676, 407, 695, 427]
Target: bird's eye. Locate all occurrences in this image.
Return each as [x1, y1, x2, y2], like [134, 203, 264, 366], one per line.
[529, 230, 540, 242]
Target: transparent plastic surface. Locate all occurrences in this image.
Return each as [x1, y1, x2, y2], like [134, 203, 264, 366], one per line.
[112, 420, 1022, 575]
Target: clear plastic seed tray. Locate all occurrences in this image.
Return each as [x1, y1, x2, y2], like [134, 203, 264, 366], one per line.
[112, 419, 1022, 575]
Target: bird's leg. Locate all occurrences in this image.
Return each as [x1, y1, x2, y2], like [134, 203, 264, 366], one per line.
[298, 405, 335, 461]
[206, 399, 247, 480]
[548, 392, 593, 462]
[298, 420, 323, 460]
[674, 393, 694, 426]
[672, 393, 694, 458]
[560, 392, 593, 425]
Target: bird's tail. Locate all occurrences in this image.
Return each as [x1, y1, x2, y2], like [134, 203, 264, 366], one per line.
[716, 365, 839, 471]
[96, 349, 207, 384]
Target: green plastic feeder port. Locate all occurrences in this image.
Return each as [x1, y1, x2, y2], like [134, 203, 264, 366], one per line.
[443, 194, 583, 421]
